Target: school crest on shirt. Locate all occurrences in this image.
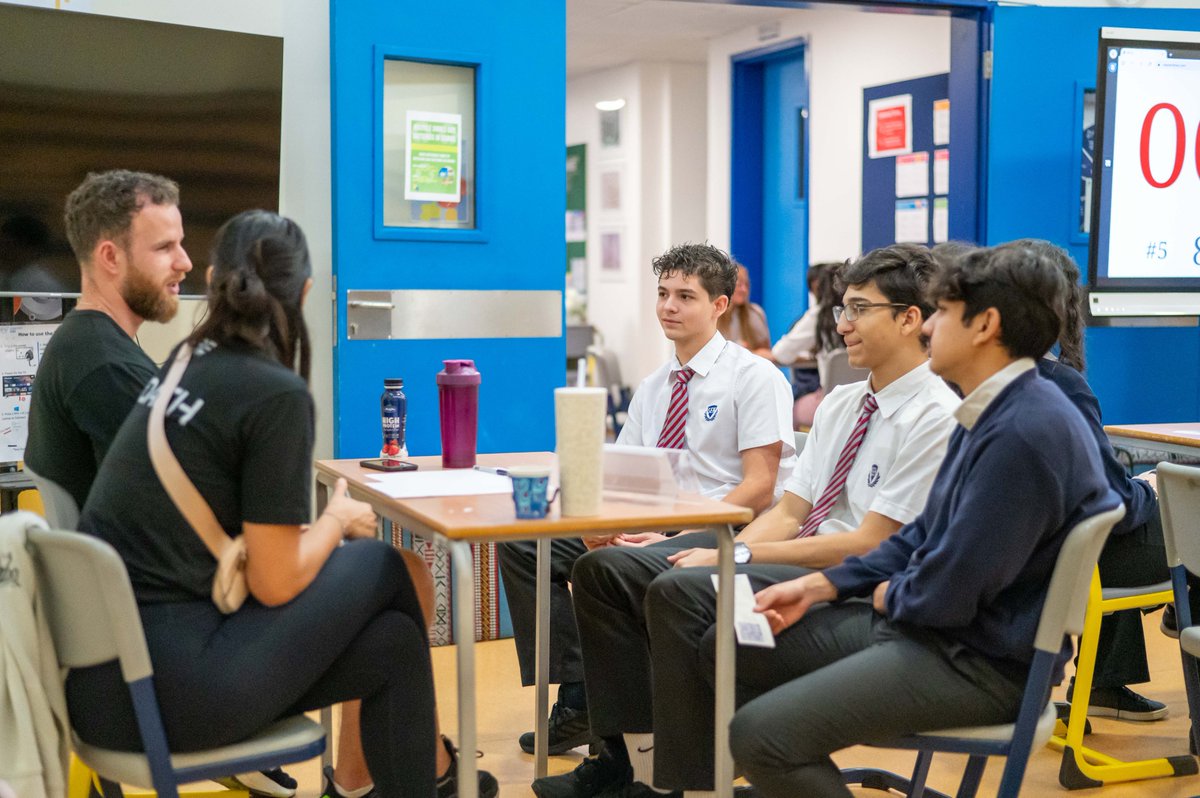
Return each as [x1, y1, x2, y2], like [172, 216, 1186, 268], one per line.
[704, 404, 718, 421]
[867, 464, 880, 487]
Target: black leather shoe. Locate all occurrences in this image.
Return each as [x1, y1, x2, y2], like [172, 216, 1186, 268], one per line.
[519, 701, 594, 755]
[1162, 604, 1181, 639]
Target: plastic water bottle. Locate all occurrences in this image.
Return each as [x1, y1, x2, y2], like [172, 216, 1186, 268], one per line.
[381, 378, 408, 458]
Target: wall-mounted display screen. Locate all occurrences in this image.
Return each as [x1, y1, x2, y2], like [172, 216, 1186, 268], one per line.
[1089, 27, 1200, 316]
[0, 4, 283, 304]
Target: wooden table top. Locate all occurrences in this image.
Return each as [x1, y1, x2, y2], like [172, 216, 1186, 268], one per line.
[1104, 422, 1200, 449]
[315, 452, 753, 542]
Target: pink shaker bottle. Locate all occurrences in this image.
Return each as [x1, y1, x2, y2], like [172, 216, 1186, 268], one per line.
[437, 359, 480, 468]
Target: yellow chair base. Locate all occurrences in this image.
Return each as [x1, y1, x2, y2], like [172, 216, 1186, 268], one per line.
[68, 753, 249, 798]
[1046, 572, 1196, 788]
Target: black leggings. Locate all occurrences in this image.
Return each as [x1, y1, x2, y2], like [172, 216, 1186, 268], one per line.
[66, 540, 437, 798]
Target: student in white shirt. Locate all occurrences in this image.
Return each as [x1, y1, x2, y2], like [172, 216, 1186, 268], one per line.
[535, 243, 959, 798]
[498, 243, 794, 756]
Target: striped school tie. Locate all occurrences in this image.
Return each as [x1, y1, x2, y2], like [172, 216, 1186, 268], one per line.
[656, 367, 695, 450]
[796, 393, 878, 538]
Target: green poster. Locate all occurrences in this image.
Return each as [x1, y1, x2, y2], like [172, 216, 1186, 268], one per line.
[405, 110, 462, 202]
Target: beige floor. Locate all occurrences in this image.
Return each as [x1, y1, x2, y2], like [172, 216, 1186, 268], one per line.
[264, 609, 1200, 797]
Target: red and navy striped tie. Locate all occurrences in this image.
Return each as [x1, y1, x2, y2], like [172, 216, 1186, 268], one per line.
[656, 367, 695, 450]
[796, 393, 878, 538]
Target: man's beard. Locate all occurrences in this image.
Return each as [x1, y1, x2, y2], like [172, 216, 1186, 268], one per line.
[121, 262, 178, 323]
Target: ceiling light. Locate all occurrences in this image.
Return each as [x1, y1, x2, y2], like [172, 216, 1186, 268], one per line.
[595, 98, 626, 111]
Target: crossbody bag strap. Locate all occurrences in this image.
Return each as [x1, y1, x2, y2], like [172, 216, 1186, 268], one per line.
[147, 344, 231, 560]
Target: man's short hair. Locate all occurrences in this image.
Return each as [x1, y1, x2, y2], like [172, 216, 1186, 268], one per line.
[63, 170, 180, 263]
[929, 243, 1066, 361]
[840, 243, 938, 320]
[651, 243, 737, 301]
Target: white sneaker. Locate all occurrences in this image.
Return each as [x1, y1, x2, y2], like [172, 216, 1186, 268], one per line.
[215, 771, 297, 798]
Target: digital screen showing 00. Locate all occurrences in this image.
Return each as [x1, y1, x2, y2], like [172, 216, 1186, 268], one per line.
[1091, 30, 1200, 302]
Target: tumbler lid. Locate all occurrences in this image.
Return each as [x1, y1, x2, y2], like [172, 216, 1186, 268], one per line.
[437, 359, 481, 386]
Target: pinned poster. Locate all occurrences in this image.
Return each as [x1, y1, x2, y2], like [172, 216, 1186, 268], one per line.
[868, 94, 912, 159]
[405, 111, 463, 203]
[933, 98, 950, 146]
[895, 199, 929, 244]
[895, 152, 929, 198]
[0, 323, 56, 460]
[933, 149, 950, 196]
[932, 198, 949, 244]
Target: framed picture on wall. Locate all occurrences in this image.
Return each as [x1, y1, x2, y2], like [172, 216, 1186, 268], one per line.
[600, 167, 622, 212]
[599, 227, 623, 281]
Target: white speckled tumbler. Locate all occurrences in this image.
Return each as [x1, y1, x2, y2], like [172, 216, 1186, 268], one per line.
[554, 387, 606, 516]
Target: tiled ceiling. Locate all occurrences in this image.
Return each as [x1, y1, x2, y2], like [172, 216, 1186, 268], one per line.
[567, 0, 791, 78]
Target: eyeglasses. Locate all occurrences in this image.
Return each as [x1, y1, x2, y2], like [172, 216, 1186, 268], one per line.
[832, 303, 909, 323]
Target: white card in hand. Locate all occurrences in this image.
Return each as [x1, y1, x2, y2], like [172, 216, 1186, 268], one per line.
[711, 573, 776, 649]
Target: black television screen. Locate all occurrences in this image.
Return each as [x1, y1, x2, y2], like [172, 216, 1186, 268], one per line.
[0, 4, 283, 315]
[1088, 27, 1200, 317]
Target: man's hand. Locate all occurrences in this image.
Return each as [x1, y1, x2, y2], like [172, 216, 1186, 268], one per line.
[753, 572, 838, 635]
[1136, 470, 1158, 494]
[872, 580, 890, 616]
[667, 547, 718, 568]
[583, 534, 619, 550]
[613, 532, 670, 547]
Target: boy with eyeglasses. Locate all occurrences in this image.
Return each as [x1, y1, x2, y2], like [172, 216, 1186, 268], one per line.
[534, 243, 960, 798]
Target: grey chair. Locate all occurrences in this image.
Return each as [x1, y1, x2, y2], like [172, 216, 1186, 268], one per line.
[841, 504, 1125, 798]
[818, 348, 869, 391]
[24, 466, 79, 529]
[27, 527, 325, 798]
[1156, 462, 1200, 759]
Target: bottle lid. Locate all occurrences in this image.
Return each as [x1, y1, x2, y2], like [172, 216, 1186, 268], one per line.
[437, 359, 481, 386]
[384, 378, 404, 388]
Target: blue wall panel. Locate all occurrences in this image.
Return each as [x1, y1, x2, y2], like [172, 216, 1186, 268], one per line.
[330, 0, 566, 457]
[989, 6, 1200, 423]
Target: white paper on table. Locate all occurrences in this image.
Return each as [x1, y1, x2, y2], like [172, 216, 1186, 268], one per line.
[933, 98, 950, 146]
[711, 573, 776, 648]
[362, 469, 513, 499]
[895, 152, 929, 198]
[894, 199, 929, 244]
[933, 149, 950, 196]
[932, 198, 949, 244]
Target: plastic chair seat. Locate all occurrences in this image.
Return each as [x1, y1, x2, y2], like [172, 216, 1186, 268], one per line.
[1180, 626, 1200, 658]
[899, 703, 1058, 749]
[73, 715, 324, 790]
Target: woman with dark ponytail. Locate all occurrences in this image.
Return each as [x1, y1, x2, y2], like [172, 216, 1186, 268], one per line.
[72, 210, 499, 798]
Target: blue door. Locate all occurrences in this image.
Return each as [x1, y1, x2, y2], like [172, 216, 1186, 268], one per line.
[330, 1, 566, 457]
[732, 44, 810, 342]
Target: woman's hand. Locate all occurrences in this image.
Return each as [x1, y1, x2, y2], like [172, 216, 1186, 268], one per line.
[324, 477, 377, 539]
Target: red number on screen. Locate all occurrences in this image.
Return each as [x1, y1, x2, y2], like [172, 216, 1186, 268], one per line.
[1139, 103, 1188, 188]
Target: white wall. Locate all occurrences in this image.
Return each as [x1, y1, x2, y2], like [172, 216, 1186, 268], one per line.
[706, 6, 950, 262]
[567, 61, 707, 384]
[16, 0, 335, 461]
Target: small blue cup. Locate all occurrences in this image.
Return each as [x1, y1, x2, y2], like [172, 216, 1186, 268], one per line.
[510, 466, 557, 519]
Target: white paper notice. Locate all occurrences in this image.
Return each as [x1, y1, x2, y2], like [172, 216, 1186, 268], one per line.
[933, 198, 949, 244]
[711, 573, 775, 648]
[363, 469, 513, 499]
[0, 323, 56, 460]
[933, 98, 950, 146]
[895, 199, 929, 244]
[895, 152, 929, 198]
[933, 149, 950, 196]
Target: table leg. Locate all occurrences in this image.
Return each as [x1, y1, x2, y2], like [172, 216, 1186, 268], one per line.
[316, 478, 334, 770]
[451, 540, 478, 798]
[534, 537, 551, 778]
[714, 524, 736, 798]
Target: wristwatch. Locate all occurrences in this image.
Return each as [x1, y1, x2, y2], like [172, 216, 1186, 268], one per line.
[733, 542, 752, 564]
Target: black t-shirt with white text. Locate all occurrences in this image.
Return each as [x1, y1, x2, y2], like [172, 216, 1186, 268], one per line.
[26, 310, 157, 510]
[80, 340, 314, 604]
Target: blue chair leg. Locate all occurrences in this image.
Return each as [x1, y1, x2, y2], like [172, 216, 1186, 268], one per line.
[908, 750, 934, 798]
[954, 756, 987, 798]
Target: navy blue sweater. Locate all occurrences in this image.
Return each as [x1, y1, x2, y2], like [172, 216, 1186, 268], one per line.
[1038, 358, 1157, 535]
[825, 369, 1119, 677]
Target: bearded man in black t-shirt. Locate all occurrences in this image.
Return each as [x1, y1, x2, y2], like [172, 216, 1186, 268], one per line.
[26, 170, 192, 510]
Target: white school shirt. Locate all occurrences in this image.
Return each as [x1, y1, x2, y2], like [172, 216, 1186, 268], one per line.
[784, 360, 959, 534]
[617, 331, 796, 501]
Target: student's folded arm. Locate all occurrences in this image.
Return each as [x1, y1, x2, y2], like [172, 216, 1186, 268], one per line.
[884, 435, 1064, 628]
[749, 511, 903, 568]
[722, 440, 782, 516]
[822, 518, 924, 599]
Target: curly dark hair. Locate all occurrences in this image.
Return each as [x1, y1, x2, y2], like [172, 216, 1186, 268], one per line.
[63, 170, 179, 263]
[651, 242, 737, 301]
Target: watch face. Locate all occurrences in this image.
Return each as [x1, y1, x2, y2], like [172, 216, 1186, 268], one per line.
[734, 543, 751, 564]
